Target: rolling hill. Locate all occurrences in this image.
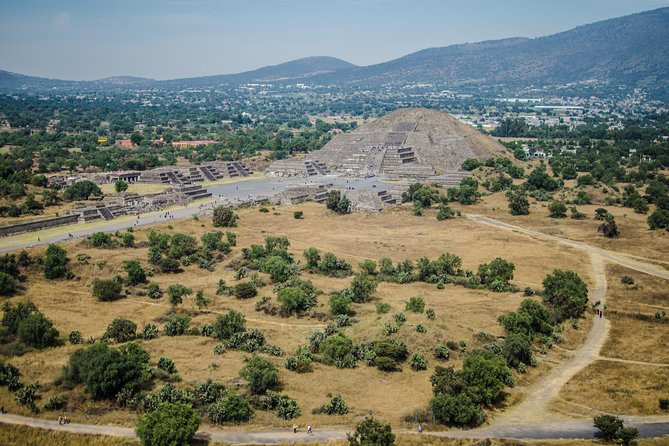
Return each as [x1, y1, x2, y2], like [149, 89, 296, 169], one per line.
[1, 7, 667, 95]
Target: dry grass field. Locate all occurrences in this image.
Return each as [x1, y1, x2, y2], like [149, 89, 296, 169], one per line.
[555, 361, 669, 416]
[466, 191, 669, 266]
[553, 262, 669, 417]
[2, 202, 594, 429]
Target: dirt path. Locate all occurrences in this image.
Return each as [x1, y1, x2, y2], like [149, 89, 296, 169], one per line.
[493, 253, 611, 424]
[464, 213, 669, 426]
[594, 356, 669, 368]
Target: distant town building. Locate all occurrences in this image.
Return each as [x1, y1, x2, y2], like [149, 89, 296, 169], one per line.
[119, 139, 135, 148]
[171, 140, 217, 148]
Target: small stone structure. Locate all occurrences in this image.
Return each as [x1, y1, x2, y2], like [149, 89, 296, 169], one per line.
[49, 161, 253, 187]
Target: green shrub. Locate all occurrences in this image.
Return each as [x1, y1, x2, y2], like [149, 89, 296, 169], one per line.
[430, 393, 485, 427]
[17, 312, 60, 349]
[208, 392, 253, 424]
[275, 395, 301, 420]
[62, 342, 150, 400]
[293, 211, 304, 219]
[347, 416, 395, 446]
[90, 232, 114, 248]
[213, 206, 238, 227]
[239, 354, 279, 395]
[593, 415, 624, 441]
[213, 311, 246, 340]
[103, 318, 137, 343]
[164, 315, 191, 336]
[142, 324, 159, 340]
[157, 357, 177, 374]
[234, 282, 258, 299]
[321, 394, 348, 415]
[405, 296, 425, 313]
[434, 344, 450, 360]
[410, 354, 428, 371]
[135, 402, 200, 446]
[44, 244, 68, 280]
[92, 279, 122, 302]
[68, 330, 83, 345]
[375, 301, 391, 314]
[124, 260, 147, 286]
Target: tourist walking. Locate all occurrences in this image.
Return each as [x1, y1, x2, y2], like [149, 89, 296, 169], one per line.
[307, 425, 313, 435]
[293, 424, 298, 433]
[418, 424, 423, 434]
[58, 415, 62, 425]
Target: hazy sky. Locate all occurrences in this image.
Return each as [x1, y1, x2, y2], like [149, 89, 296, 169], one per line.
[1, 0, 668, 80]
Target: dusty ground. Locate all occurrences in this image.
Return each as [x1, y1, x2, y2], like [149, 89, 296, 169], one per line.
[2, 202, 592, 428]
[466, 191, 669, 266]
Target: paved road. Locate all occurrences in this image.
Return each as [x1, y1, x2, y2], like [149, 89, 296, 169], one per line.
[2, 412, 668, 442]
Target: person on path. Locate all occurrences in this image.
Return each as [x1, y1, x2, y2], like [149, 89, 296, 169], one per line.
[418, 424, 423, 434]
[307, 425, 312, 435]
[58, 415, 62, 425]
[1, 406, 5, 414]
[293, 424, 298, 433]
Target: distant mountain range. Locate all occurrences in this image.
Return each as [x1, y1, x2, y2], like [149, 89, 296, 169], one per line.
[1, 7, 668, 96]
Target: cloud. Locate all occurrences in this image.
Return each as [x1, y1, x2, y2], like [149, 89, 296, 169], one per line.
[52, 12, 72, 32]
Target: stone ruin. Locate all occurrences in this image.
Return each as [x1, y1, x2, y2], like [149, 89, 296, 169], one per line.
[66, 185, 211, 223]
[49, 161, 253, 188]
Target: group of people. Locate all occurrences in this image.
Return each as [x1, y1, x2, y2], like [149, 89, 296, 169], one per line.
[57, 415, 70, 425]
[292, 424, 313, 435]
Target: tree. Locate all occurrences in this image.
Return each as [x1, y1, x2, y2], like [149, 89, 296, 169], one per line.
[350, 273, 377, 303]
[330, 291, 353, 316]
[239, 354, 279, 395]
[213, 311, 246, 340]
[430, 393, 485, 427]
[492, 117, 529, 138]
[347, 416, 395, 446]
[124, 260, 147, 286]
[62, 342, 150, 400]
[213, 206, 238, 227]
[502, 332, 533, 367]
[195, 290, 210, 311]
[92, 279, 122, 302]
[43, 244, 68, 279]
[507, 188, 530, 215]
[326, 190, 351, 214]
[114, 179, 129, 193]
[461, 158, 482, 171]
[319, 333, 354, 366]
[526, 164, 560, 191]
[62, 180, 102, 201]
[477, 258, 515, 290]
[103, 318, 137, 343]
[548, 201, 568, 218]
[277, 287, 316, 315]
[167, 284, 192, 308]
[208, 392, 254, 424]
[135, 402, 200, 446]
[593, 415, 624, 441]
[648, 209, 669, 230]
[90, 232, 114, 248]
[303, 247, 321, 269]
[261, 256, 298, 283]
[127, 132, 143, 146]
[462, 350, 511, 405]
[17, 312, 59, 349]
[436, 204, 454, 220]
[233, 282, 257, 299]
[542, 270, 588, 320]
[598, 218, 619, 238]
[168, 233, 198, 259]
[0, 272, 19, 296]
